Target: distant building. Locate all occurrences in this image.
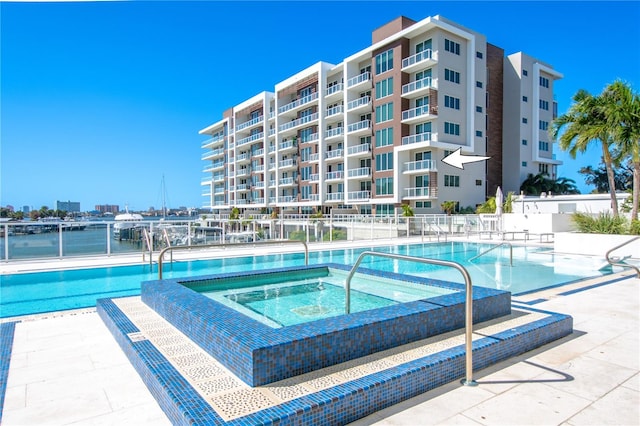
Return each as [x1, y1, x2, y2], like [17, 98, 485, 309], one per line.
[57, 200, 80, 212]
[23, 206, 30, 214]
[95, 204, 120, 214]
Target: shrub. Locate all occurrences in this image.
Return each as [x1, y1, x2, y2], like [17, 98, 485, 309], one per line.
[630, 219, 640, 235]
[572, 212, 627, 234]
[323, 229, 347, 241]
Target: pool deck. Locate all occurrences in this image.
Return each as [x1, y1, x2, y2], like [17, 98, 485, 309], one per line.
[1, 237, 639, 425]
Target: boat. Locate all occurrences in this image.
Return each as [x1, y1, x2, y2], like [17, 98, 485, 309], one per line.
[113, 208, 145, 239]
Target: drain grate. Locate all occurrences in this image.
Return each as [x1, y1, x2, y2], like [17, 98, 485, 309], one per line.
[127, 332, 147, 342]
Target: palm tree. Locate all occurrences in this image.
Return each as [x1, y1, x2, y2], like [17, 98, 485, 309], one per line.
[603, 80, 640, 220]
[520, 173, 549, 196]
[551, 89, 620, 216]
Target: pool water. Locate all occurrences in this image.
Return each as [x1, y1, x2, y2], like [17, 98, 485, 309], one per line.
[200, 269, 455, 327]
[0, 242, 609, 318]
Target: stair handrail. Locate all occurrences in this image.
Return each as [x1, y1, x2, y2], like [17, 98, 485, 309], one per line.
[605, 236, 640, 277]
[468, 242, 513, 266]
[142, 228, 153, 266]
[157, 239, 308, 279]
[345, 251, 477, 387]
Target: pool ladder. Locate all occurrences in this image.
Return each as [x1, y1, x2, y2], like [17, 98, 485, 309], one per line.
[605, 236, 640, 277]
[156, 240, 308, 279]
[345, 251, 477, 387]
[468, 242, 513, 266]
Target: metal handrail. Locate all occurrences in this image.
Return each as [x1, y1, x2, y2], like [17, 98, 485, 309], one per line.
[468, 242, 513, 266]
[142, 228, 154, 266]
[157, 240, 308, 279]
[605, 236, 640, 277]
[428, 223, 448, 242]
[344, 251, 477, 386]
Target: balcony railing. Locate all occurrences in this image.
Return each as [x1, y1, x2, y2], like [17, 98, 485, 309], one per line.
[237, 132, 264, 146]
[326, 192, 344, 201]
[401, 49, 433, 69]
[325, 171, 344, 180]
[278, 159, 297, 168]
[402, 132, 433, 145]
[404, 159, 436, 172]
[269, 180, 276, 187]
[402, 77, 435, 95]
[347, 71, 371, 88]
[236, 168, 250, 177]
[309, 194, 320, 201]
[278, 196, 296, 203]
[201, 134, 224, 148]
[325, 105, 344, 117]
[278, 113, 319, 132]
[254, 165, 265, 172]
[347, 96, 371, 111]
[211, 161, 225, 169]
[236, 184, 248, 191]
[309, 153, 320, 162]
[309, 173, 319, 182]
[236, 152, 250, 162]
[253, 148, 264, 157]
[236, 115, 264, 132]
[348, 167, 371, 178]
[326, 83, 344, 97]
[255, 181, 265, 188]
[279, 140, 297, 150]
[325, 127, 344, 138]
[348, 190, 370, 200]
[213, 174, 225, 182]
[347, 119, 371, 133]
[404, 187, 437, 198]
[347, 143, 371, 155]
[402, 105, 434, 121]
[301, 133, 319, 143]
[278, 92, 318, 114]
[325, 148, 343, 159]
[279, 177, 295, 186]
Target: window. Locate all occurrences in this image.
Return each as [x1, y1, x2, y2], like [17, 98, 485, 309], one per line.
[375, 127, 393, 147]
[444, 150, 454, 157]
[444, 95, 460, 110]
[522, 139, 528, 145]
[522, 96, 528, 102]
[539, 163, 549, 174]
[444, 39, 461, 55]
[476, 106, 483, 113]
[300, 147, 311, 161]
[476, 130, 483, 137]
[522, 161, 527, 167]
[475, 180, 482, 186]
[375, 77, 394, 99]
[444, 175, 460, 187]
[375, 152, 393, 171]
[476, 51, 483, 59]
[444, 122, 460, 136]
[539, 141, 549, 151]
[539, 120, 549, 131]
[522, 117, 528, 124]
[444, 68, 461, 84]
[375, 102, 393, 123]
[539, 99, 549, 110]
[540, 76, 549, 88]
[300, 166, 311, 181]
[522, 69, 528, 76]
[376, 204, 394, 216]
[375, 49, 393, 74]
[476, 81, 483, 88]
[375, 177, 393, 195]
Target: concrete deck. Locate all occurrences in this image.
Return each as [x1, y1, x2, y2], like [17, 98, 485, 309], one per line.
[1, 239, 638, 425]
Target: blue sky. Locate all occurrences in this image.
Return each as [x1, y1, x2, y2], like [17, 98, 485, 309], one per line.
[1, 1, 639, 212]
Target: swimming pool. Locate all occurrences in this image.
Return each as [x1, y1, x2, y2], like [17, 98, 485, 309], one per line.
[0, 241, 609, 318]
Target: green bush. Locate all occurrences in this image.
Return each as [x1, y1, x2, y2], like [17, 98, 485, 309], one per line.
[323, 229, 347, 241]
[572, 212, 628, 234]
[288, 230, 307, 241]
[630, 219, 640, 235]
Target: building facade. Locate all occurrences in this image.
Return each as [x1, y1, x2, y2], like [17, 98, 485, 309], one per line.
[56, 200, 80, 213]
[199, 15, 562, 215]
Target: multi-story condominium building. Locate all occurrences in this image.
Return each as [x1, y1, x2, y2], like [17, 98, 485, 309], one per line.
[199, 14, 561, 215]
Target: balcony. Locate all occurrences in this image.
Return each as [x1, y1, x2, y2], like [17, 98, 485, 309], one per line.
[325, 83, 344, 98]
[235, 152, 250, 164]
[347, 167, 371, 178]
[347, 143, 371, 156]
[201, 134, 224, 149]
[279, 139, 297, 152]
[308, 194, 320, 202]
[253, 197, 265, 204]
[278, 113, 319, 133]
[269, 180, 277, 187]
[278, 92, 319, 114]
[279, 177, 296, 186]
[325, 127, 344, 139]
[347, 96, 371, 112]
[278, 159, 297, 169]
[401, 49, 437, 73]
[202, 147, 225, 161]
[347, 119, 371, 134]
[401, 77, 437, 98]
[325, 104, 344, 118]
[236, 184, 249, 191]
[347, 71, 371, 88]
[402, 132, 433, 146]
[268, 162, 276, 171]
[401, 105, 437, 124]
[268, 128, 276, 137]
[403, 187, 438, 199]
[347, 190, 370, 201]
[237, 132, 264, 147]
[325, 170, 344, 181]
[235, 115, 264, 132]
[213, 186, 225, 195]
[253, 165, 265, 172]
[210, 161, 225, 170]
[254, 181, 265, 188]
[278, 195, 297, 203]
[309, 153, 320, 162]
[325, 148, 343, 162]
[213, 174, 225, 182]
[309, 173, 319, 182]
[236, 168, 250, 177]
[301, 133, 319, 143]
[403, 159, 436, 174]
[325, 192, 344, 202]
[253, 148, 264, 157]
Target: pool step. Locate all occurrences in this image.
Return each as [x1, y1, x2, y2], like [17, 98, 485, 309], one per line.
[98, 296, 572, 425]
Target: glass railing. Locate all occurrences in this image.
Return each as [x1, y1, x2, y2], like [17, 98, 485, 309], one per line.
[348, 167, 371, 178]
[325, 105, 344, 117]
[326, 171, 344, 180]
[236, 184, 248, 191]
[279, 177, 295, 185]
[201, 134, 224, 148]
[401, 49, 433, 69]
[236, 115, 264, 132]
[347, 96, 371, 111]
[278, 196, 296, 203]
[404, 187, 436, 198]
[236, 168, 250, 177]
[347, 72, 371, 87]
[278, 113, 319, 132]
[347, 143, 371, 155]
[348, 190, 370, 200]
[279, 159, 297, 168]
[309, 173, 319, 182]
[253, 148, 264, 156]
[301, 133, 319, 143]
[326, 83, 344, 96]
[402, 77, 435, 95]
[325, 127, 344, 138]
[402, 105, 431, 121]
[326, 192, 344, 201]
[403, 159, 436, 172]
[401, 132, 432, 145]
[236, 153, 250, 162]
[325, 148, 343, 159]
[278, 92, 319, 114]
[347, 119, 371, 133]
[309, 153, 320, 162]
[255, 181, 264, 188]
[254, 165, 264, 172]
[279, 140, 296, 150]
[269, 180, 277, 187]
[237, 132, 264, 146]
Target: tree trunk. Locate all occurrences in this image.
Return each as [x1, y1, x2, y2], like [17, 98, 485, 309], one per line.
[602, 145, 620, 217]
[632, 159, 640, 221]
